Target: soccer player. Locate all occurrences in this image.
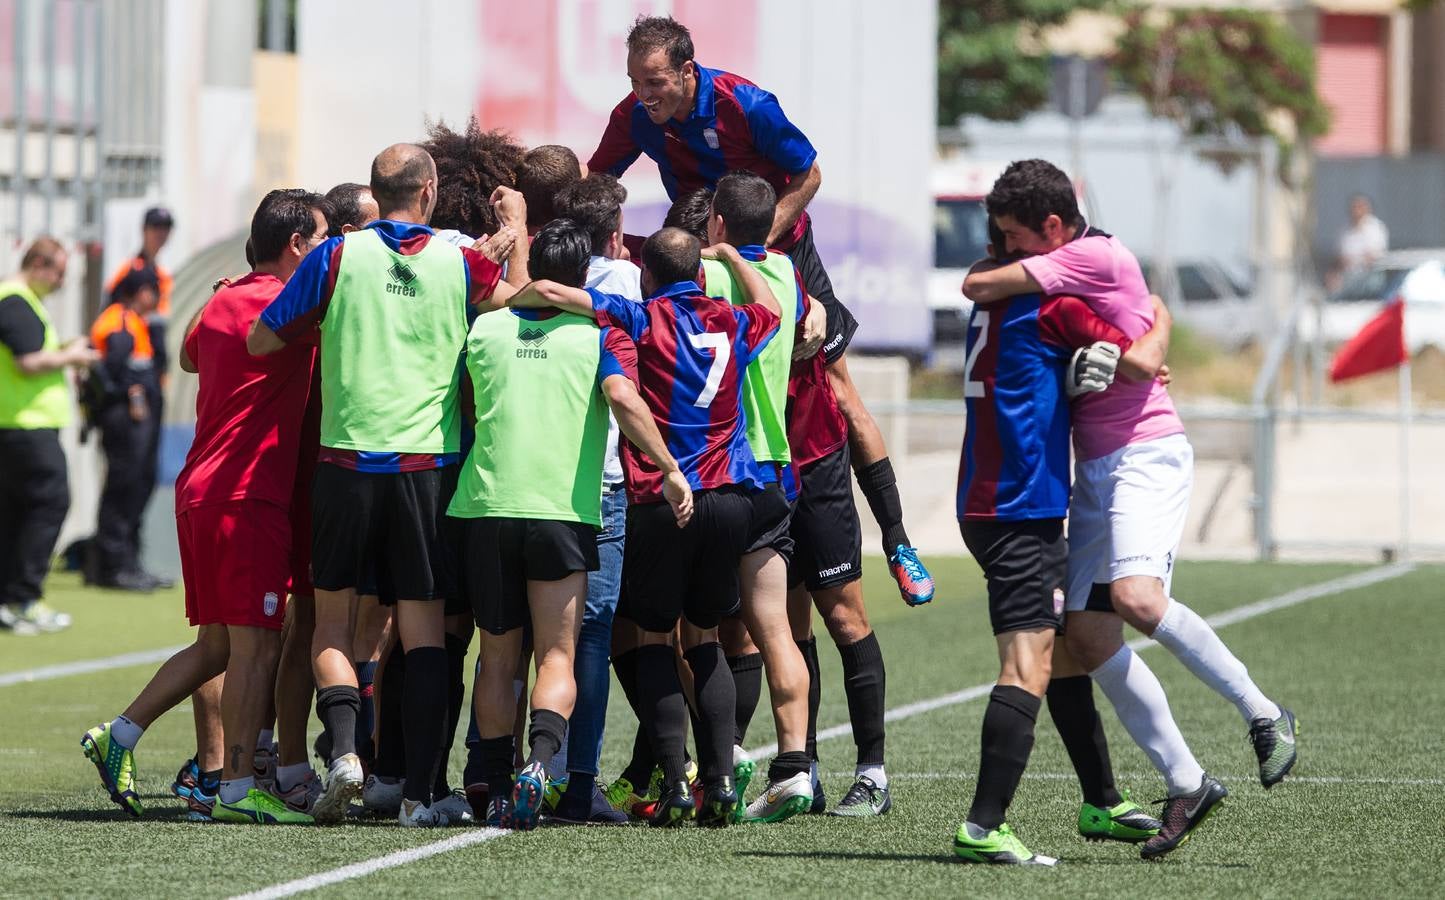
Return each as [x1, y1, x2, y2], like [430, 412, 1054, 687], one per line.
[692, 171, 878, 819]
[589, 15, 935, 606]
[965, 160, 1296, 858]
[454, 220, 692, 831]
[248, 144, 526, 826]
[951, 225, 1169, 864]
[514, 226, 783, 828]
[517, 144, 585, 234]
[544, 173, 642, 825]
[82, 189, 330, 825]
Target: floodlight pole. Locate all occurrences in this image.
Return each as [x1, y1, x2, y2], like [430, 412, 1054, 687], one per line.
[1399, 349, 1411, 562]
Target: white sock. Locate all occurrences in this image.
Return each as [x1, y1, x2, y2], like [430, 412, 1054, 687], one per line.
[1153, 599, 1281, 724]
[856, 764, 887, 789]
[256, 729, 274, 751]
[108, 715, 144, 749]
[276, 762, 311, 793]
[1091, 645, 1205, 796]
[219, 775, 254, 804]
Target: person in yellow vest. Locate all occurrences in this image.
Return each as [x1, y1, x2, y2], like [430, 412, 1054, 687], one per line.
[0, 237, 98, 634]
[89, 266, 168, 592]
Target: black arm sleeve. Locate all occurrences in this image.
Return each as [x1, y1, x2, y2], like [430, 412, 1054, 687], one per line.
[102, 331, 136, 386]
[0, 294, 46, 357]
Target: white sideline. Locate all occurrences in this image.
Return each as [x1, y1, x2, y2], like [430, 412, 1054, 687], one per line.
[230, 829, 509, 900]
[819, 771, 1445, 787]
[203, 560, 1407, 899]
[0, 645, 187, 688]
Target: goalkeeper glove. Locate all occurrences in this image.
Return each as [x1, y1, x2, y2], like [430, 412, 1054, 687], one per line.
[1066, 341, 1121, 398]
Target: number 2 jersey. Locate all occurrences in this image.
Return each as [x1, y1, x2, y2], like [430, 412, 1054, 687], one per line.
[957, 292, 1133, 522]
[590, 279, 780, 504]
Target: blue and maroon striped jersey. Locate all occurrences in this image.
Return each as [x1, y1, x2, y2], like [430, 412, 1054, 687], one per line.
[589, 280, 780, 504]
[589, 64, 817, 248]
[957, 293, 1132, 521]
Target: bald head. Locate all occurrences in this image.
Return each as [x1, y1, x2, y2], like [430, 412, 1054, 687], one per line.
[641, 226, 702, 288]
[370, 143, 437, 221]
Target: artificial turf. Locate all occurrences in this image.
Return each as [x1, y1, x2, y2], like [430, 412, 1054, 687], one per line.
[1, 559, 1440, 898]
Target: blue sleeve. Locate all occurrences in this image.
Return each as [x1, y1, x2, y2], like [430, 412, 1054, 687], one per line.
[733, 83, 817, 175]
[587, 288, 648, 341]
[259, 237, 343, 341]
[597, 324, 637, 388]
[734, 306, 779, 367]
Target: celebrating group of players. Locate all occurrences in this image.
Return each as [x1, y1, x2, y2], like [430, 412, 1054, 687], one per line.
[78, 14, 1298, 863]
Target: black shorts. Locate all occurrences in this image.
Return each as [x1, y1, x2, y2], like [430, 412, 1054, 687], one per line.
[311, 463, 457, 603]
[618, 486, 758, 633]
[959, 517, 1066, 636]
[789, 445, 863, 591]
[454, 516, 599, 636]
[744, 481, 794, 562]
[784, 219, 859, 366]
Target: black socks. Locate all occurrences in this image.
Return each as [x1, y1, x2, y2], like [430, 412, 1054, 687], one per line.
[796, 637, 822, 760]
[968, 685, 1041, 830]
[526, 708, 567, 767]
[683, 642, 737, 780]
[838, 632, 886, 767]
[355, 660, 377, 764]
[372, 642, 406, 779]
[431, 633, 470, 797]
[636, 644, 689, 785]
[1046, 675, 1121, 809]
[401, 646, 448, 804]
[315, 685, 360, 763]
[768, 750, 812, 783]
[855, 458, 910, 554]
[728, 652, 763, 746]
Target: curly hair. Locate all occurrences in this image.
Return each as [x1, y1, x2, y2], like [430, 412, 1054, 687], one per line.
[422, 117, 526, 237]
[984, 159, 1081, 234]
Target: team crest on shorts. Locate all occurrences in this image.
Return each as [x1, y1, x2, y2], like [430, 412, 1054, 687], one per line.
[1052, 588, 1065, 617]
[263, 592, 279, 617]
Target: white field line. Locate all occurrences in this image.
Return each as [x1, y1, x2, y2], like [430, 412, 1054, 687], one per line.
[229, 829, 510, 900]
[210, 560, 1406, 899]
[0, 645, 187, 688]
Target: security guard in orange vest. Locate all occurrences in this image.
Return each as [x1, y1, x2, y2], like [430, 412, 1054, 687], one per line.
[0, 237, 98, 633]
[89, 266, 168, 591]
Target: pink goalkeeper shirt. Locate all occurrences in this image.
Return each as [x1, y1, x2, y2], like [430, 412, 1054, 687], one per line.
[1020, 232, 1185, 460]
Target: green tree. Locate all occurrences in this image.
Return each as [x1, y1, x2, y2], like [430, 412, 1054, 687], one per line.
[937, 0, 1108, 126]
[1111, 7, 1329, 173]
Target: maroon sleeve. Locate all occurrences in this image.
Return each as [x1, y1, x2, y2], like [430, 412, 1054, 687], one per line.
[587, 96, 644, 177]
[1036, 295, 1133, 356]
[461, 246, 504, 306]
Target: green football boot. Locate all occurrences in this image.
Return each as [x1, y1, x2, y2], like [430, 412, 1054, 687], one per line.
[953, 821, 1057, 866]
[1078, 791, 1161, 843]
[212, 788, 315, 824]
[1249, 707, 1299, 788]
[81, 723, 142, 817]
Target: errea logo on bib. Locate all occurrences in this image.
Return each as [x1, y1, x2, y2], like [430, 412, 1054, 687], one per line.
[263, 592, 279, 617]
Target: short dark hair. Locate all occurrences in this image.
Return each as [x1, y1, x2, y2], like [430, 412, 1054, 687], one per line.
[985, 159, 1081, 234]
[711, 172, 775, 247]
[324, 183, 374, 236]
[626, 15, 693, 69]
[642, 227, 701, 287]
[250, 188, 328, 264]
[370, 143, 435, 214]
[113, 265, 160, 302]
[423, 118, 526, 236]
[554, 174, 627, 255]
[20, 235, 65, 270]
[516, 145, 581, 229]
[528, 219, 592, 289]
[663, 188, 713, 244]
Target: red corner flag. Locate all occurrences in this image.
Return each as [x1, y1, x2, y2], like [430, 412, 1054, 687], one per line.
[1330, 298, 1408, 383]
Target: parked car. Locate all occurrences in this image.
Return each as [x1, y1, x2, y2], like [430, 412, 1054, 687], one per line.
[1138, 257, 1262, 350]
[1305, 250, 1445, 350]
[927, 159, 1003, 370]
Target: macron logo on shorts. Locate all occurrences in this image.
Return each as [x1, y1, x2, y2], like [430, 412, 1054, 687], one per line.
[263, 592, 279, 617]
[818, 562, 853, 579]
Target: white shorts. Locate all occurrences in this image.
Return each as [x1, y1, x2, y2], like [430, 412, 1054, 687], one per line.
[1065, 433, 1192, 612]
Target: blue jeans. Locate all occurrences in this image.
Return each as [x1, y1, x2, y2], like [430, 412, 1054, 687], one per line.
[565, 488, 627, 777]
[464, 490, 627, 777]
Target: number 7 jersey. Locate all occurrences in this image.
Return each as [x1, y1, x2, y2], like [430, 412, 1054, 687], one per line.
[589, 279, 781, 504]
